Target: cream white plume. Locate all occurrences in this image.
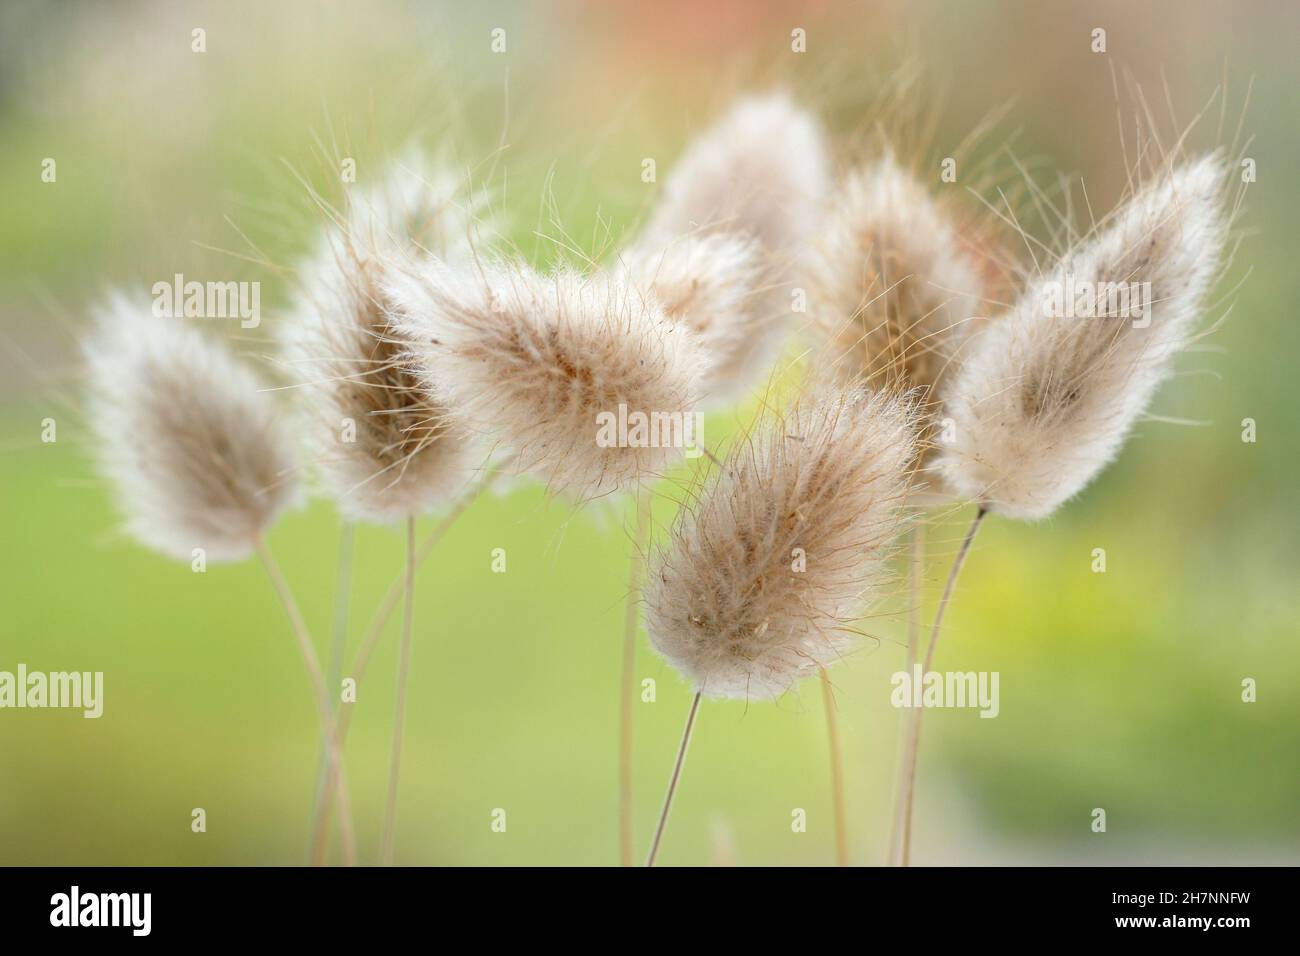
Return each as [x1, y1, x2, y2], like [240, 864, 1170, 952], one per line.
[808, 155, 986, 398]
[646, 387, 920, 700]
[387, 260, 706, 500]
[619, 231, 770, 406]
[644, 92, 830, 257]
[629, 92, 831, 406]
[279, 154, 488, 522]
[937, 156, 1229, 519]
[86, 295, 298, 561]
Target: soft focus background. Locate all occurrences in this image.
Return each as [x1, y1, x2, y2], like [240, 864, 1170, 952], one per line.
[1, 0, 1296, 865]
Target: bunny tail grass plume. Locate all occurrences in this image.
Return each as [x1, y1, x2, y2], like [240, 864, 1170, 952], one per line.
[633, 93, 830, 409]
[348, 146, 492, 256]
[646, 387, 920, 700]
[280, 158, 486, 523]
[620, 231, 771, 406]
[808, 154, 986, 401]
[85, 294, 298, 561]
[937, 155, 1229, 520]
[645, 92, 830, 257]
[387, 261, 706, 500]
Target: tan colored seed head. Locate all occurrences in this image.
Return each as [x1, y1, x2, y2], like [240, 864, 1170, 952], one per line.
[620, 231, 771, 406]
[808, 155, 987, 399]
[280, 156, 487, 522]
[85, 294, 298, 562]
[646, 386, 920, 700]
[629, 92, 832, 408]
[387, 260, 707, 500]
[937, 155, 1229, 520]
[644, 91, 831, 259]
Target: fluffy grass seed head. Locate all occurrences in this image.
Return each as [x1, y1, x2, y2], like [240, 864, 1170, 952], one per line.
[280, 157, 486, 522]
[348, 146, 492, 256]
[631, 92, 830, 407]
[937, 155, 1229, 520]
[644, 91, 831, 259]
[645, 387, 920, 701]
[807, 154, 987, 400]
[386, 260, 707, 500]
[85, 294, 298, 562]
[619, 231, 771, 406]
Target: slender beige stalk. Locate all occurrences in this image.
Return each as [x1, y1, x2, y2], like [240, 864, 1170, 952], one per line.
[254, 538, 330, 733]
[309, 520, 355, 864]
[310, 520, 358, 868]
[310, 759, 356, 868]
[907, 524, 925, 675]
[253, 536, 355, 866]
[311, 732, 357, 868]
[709, 817, 737, 867]
[380, 515, 417, 866]
[348, 495, 473, 707]
[819, 667, 849, 867]
[347, 464, 502, 707]
[646, 691, 702, 867]
[309, 470, 495, 851]
[620, 490, 652, 866]
[326, 522, 356, 715]
[334, 766, 355, 865]
[897, 506, 986, 866]
[889, 522, 925, 866]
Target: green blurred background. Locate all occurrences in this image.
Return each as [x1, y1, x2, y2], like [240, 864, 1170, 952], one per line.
[1, 0, 1296, 865]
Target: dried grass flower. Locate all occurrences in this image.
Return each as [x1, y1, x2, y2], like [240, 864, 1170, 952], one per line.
[807, 154, 987, 399]
[619, 231, 771, 406]
[936, 155, 1229, 519]
[644, 92, 830, 258]
[85, 293, 298, 561]
[279, 155, 487, 522]
[387, 260, 707, 500]
[645, 386, 920, 700]
[626, 92, 832, 408]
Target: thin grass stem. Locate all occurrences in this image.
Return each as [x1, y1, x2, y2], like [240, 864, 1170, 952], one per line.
[379, 515, 416, 866]
[889, 522, 925, 866]
[619, 489, 652, 866]
[897, 506, 986, 867]
[254, 536, 355, 866]
[819, 666, 849, 867]
[308, 519, 355, 864]
[308, 470, 493, 855]
[646, 690, 702, 868]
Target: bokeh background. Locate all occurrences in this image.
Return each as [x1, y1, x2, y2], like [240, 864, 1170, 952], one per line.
[1, 0, 1296, 865]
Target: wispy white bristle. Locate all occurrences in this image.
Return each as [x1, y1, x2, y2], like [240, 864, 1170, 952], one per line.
[279, 155, 489, 522]
[628, 92, 831, 407]
[807, 155, 986, 398]
[348, 146, 492, 257]
[937, 156, 1229, 519]
[646, 387, 919, 700]
[387, 260, 707, 500]
[620, 231, 771, 406]
[86, 294, 298, 561]
[644, 92, 830, 258]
